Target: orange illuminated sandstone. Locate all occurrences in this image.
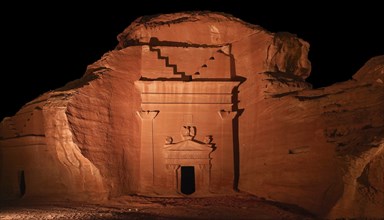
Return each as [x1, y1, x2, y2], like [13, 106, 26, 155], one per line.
[0, 12, 383, 219]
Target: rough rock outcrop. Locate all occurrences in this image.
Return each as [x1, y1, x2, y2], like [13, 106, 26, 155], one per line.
[238, 55, 384, 218]
[0, 12, 383, 219]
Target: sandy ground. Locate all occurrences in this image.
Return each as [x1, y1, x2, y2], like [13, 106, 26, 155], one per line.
[0, 193, 315, 220]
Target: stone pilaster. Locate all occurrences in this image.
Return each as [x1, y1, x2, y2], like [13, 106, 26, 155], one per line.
[218, 110, 237, 191]
[166, 164, 180, 193]
[197, 164, 210, 194]
[137, 110, 159, 193]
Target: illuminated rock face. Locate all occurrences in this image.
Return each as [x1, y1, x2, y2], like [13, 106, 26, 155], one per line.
[135, 42, 240, 195]
[0, 12, 383, 218]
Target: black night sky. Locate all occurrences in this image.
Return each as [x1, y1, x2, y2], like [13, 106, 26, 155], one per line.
[1, 1, 383, 120]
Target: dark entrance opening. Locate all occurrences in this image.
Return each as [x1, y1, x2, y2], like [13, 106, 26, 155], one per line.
[18, 170, 26, 197]
[180, 166, 195, 195]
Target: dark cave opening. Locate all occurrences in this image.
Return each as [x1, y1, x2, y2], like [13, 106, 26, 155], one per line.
[18, 170, 26, 197]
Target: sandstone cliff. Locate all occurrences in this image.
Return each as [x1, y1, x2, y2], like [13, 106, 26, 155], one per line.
[0, 12, 382, 219]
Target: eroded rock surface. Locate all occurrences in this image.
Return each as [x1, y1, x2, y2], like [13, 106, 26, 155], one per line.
[0, 12, 382, 219]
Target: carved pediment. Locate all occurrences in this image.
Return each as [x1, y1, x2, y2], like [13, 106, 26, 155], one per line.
[164, 126, 214, 161]
[164, 139, 213, 152]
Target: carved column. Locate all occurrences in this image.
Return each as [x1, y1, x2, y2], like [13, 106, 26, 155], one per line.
[218, 110, 237, 190]
[137, 110, 159, 193]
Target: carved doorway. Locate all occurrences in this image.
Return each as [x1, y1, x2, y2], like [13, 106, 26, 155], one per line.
[164, 126, 213, 196]
[180, 166, 195, 195]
